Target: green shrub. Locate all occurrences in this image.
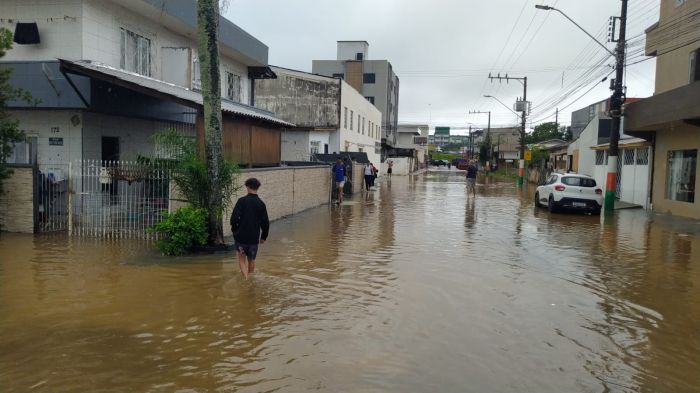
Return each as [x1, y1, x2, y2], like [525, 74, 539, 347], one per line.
[148, 206, 208, 256]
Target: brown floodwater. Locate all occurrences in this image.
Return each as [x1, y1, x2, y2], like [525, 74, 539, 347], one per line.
[1, 171, 699, 393]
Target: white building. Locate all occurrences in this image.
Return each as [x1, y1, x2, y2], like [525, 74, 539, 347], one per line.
[567, 110, 652, 208]
[255, 66, 382, 165]
[1, 0, 287, 173]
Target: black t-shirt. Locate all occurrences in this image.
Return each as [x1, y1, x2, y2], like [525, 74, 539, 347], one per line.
[230, 194, 269, 244]
[466, 165, 478, 178]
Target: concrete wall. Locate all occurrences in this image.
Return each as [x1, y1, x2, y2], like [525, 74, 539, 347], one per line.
[567, 115, 608, 178]
[338, 80, 381, 165]
[651, 124, 700, 219]
[385, 157, 413, 176]
[281, 130, 311, 162]
[254, 68, 340, 128]
[223, 166, 331, 236]
[337, 41, 368, 61]
[647, 0, 700, 94]
[0, 167, 34, 233]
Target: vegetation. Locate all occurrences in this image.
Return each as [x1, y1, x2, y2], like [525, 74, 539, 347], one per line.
[430, 152, 462, 161]
[478, 132, 492, 165]
[148, 206, 208, 256]
[524, 122, 572, 144]
[0, 28, 37, 194]
[197, 0, 226, 245]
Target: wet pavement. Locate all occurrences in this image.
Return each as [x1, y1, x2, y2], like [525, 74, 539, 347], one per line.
[1, 171, 699, 393]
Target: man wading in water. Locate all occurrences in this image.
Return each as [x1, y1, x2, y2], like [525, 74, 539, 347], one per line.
[230, 178, 269, 280]
[465, 160, 478, 197]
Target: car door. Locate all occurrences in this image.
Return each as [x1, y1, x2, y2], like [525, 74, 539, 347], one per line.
[542, 174, 557, 202]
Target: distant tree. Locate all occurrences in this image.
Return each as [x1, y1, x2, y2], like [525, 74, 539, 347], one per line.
[0, 28, 36, 195]
[525, 122, 566, 144]
[562, 126, 573, 141]
[478, 132, 492, 165]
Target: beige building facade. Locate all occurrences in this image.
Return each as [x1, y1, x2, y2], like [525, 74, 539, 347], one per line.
[626, 0, 700, 219]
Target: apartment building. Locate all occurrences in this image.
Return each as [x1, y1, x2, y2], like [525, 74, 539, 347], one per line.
[1, 0, 289, 172]
[625, 0, 700, 219]
[254, 66, 381, 165]
[312, 41, 399, 159]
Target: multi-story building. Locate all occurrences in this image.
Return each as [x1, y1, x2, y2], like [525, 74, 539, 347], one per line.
[625, 0, 700, 219]
[254, 66, 381, 165]
[312, 41, 399, 158]
[1, 0, 288, 171]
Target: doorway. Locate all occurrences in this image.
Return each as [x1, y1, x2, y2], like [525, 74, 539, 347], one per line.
[101, 137, 120, 195]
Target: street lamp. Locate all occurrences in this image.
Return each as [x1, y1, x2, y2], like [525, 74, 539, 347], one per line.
[483, 95, 520, 117]
[536, 2, 627, 212]
[534, 5, 615, 57]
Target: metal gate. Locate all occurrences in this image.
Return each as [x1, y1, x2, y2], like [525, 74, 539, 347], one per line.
[69, 160, 171, 238]
[34, 165, 70, 233]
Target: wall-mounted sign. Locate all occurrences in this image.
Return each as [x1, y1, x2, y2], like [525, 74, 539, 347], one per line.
[49, 137, 63, 146]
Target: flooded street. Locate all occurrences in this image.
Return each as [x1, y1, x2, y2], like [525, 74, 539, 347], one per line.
[1, 172, 699, 393]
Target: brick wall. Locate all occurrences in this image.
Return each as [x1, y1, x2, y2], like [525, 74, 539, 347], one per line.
[0, 167, 34, 233]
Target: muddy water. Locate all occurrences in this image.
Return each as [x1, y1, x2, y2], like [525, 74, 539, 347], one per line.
[1, 172, 699, 393]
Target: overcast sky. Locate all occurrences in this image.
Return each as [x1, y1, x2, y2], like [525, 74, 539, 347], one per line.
[226, 0, 659, 134]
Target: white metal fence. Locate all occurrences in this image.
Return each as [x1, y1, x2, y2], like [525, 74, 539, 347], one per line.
[69, 160, 171, 239]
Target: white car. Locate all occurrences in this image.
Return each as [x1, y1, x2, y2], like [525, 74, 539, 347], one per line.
[535, 173, 603, 215]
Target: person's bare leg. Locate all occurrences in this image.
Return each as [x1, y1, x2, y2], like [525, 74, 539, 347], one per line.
[338, 185, 343, 204]
[238, 252, 249, 279]
[248, 260, 255, 274]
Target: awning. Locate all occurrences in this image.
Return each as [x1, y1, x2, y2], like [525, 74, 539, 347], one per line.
[59, 59, 294, 127]
[625, 80, 700, 136]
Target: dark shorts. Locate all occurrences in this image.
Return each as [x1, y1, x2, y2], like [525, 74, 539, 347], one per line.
[387, 168, 393, 174]
[234, 242, 258, 260]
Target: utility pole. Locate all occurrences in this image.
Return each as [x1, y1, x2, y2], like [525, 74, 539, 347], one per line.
[555, 108, 559, 129]
[605, 0, 628, 212]
[469, 110, 491, 167]
[488, 73, 528, 186]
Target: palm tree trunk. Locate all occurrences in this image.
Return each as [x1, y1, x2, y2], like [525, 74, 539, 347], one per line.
[196, 0, 224, 244]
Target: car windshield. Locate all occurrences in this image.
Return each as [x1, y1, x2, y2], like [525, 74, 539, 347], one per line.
[562, 176, 596, 187]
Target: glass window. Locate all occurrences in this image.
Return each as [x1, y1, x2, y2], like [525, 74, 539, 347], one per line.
[666, 149, 697, 203]
[562, 176, 597, 187]
[366, 96, 375, 104]
[310, 140, 320, 155]
[120, 28, 150, 76]
[225, 71, 241, 102]
[191, 56, 201, 90]
[595, 150, 604, 165]
[344, 107, 348, 129]
[350, 110, 353, 130]
[362, 117, 365, 135]
[6, 136, 37, 165]
[636, 147, 649, 165]
[358, 114, 361, 133]
[332, 73, 344, 79]
[363, 73, 376, 84]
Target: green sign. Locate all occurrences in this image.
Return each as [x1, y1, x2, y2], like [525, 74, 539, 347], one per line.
[435, 127, 450, 135]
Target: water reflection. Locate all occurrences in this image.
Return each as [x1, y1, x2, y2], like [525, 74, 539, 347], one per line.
[0, 172, 698, 392]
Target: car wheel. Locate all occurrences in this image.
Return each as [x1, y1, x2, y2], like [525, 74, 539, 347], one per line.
[534, 192, 541, 208]
[548, 195, 558, 213]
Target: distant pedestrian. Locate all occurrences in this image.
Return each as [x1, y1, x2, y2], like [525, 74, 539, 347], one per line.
[387, 160, 393, 177]
[230, 178, 269, 280]
[364, 163, 374, 191]
[332, 158, 346, 204]
[371, 163, 378, 187]
[466, 160, 478, 197]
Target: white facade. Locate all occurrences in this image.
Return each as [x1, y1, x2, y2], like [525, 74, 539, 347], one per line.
[1, 0, 253, 104]
[337, 81, 381, 165]
[567, 114, 608, 178]
[337, 41, 369, 61]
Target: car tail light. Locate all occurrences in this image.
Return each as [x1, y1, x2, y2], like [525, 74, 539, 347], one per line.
[595, 188, 602, 195]
[554, 185, 566, 191]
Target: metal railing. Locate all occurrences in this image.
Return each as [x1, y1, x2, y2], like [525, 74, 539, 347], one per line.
[69, 160, 171, 239]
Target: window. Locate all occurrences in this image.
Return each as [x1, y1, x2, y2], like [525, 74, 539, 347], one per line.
[356, 53, 363, 60]
[7, 136, 37, 164]
[191, 56, 201, 90]
[350, 110, 354, 130]
[120, 28, 150, 76]
[623, 149, 635, 165]
[636, 147, 649, 165]
[690, 48, 700, 82]
[562, 176, 596, 187]
[366, 96, 375, 104]
[332, 73, 344, 79]
[666, 149, 696, 203]
[344, 107, 348, 129]
[362, 117, 365, 135]
[225, 71, 241, 102]
[363, 73, 376, 84]
[310, 140, 321, 155]
[358, 114, 361, 133]
[595, 150, 605, 165]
